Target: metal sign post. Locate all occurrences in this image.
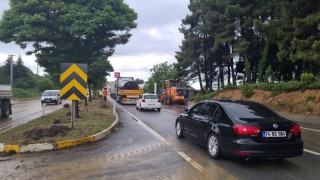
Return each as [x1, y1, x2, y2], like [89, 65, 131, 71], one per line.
[42, 103, 45, 116]
[71, 100, 76, 128]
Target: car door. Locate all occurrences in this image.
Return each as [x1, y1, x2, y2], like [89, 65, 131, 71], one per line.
[182, 103, 205, 138]
[210, 103, 233, 150]
[189, 103, 220, 145]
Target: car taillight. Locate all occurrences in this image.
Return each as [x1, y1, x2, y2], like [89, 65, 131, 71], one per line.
[290, 125, 301, 134]
[142, 99, 145, 103]
[158, 99, 160, 102]
[233, 125, 261, 135]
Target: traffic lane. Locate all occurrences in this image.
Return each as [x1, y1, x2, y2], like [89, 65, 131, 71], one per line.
[0, 99, 66, 132]
[125, 104, 179, 141]
[302, 129, 320, 153]
[0, 105, 204, 179]
[123, 103, 320, 179]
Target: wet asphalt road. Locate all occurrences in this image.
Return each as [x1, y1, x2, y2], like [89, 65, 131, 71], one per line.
[0, 99, 66, 132]
[0, 100, 319, 179]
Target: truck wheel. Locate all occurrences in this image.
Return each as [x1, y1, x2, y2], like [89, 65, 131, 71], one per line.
[2, 101, 10, 119]
[0, 102, 2, 119]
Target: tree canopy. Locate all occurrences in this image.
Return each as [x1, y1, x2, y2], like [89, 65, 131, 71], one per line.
[0, 0, 137, 89]
[144, 62, 178, 94]
[176, 0, 320, 91]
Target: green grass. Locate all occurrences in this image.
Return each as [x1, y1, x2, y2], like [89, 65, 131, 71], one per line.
[0, 99, 115, 145]
[190, 80, 320, 101]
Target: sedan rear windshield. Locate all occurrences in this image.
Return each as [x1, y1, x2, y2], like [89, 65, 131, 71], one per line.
[221, 102, 279, 119]
[144, 95, 158, 99]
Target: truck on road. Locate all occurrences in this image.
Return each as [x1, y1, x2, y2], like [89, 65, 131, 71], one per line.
[110, 77, 143, 104]
[0, 83, 13, 119]
[0, 58, 13, 119]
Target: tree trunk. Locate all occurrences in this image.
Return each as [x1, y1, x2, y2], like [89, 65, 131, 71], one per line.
[197, 59, 204, 91]
[88, 83, 92, 103]
[230, 44, 236, 86]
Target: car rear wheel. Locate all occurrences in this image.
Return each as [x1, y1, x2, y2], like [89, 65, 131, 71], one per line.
[176, 121, 184, 138]
[157, 108, 161, 112]
[207, 133, 221, 159]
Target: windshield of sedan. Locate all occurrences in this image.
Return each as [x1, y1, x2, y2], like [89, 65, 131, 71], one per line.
[43, 91, 59, 96]
[221, 102, 279, 119]
[144, 95, 158, 99]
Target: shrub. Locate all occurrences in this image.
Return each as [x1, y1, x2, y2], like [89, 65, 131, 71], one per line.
[219, 96, 228, 100]
[190, 91, 217, 102]
[240, 85, 254, 98]
[38, 78, 54, 92]
[301, 72, 316, 84]
[270, 81, 303, 93]
[305, 95, 316, 102]
[306, 81, 320, 89]
[13, 88, 33, 98]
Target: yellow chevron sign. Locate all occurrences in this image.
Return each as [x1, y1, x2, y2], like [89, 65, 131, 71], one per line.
[60, 63, 88, 100]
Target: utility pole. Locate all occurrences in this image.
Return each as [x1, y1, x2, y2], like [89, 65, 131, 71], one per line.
[8, 55, 15, 87]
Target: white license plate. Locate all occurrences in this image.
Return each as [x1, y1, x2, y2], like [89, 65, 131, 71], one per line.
[262, 131, 286, 138]
[148, 104, 154, 106]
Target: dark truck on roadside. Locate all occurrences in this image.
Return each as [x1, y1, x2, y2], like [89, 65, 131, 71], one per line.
[0, 83, 12, 119]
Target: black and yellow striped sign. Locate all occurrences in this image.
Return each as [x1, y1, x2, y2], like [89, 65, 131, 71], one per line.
[60, 63, 88, 100]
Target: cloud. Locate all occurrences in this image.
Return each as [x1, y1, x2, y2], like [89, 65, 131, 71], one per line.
[114, 21, 184, 56]
[108, 53, 176, 82]
[125, 0, 189, 28]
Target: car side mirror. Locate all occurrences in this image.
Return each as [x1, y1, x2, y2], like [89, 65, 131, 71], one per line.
[182, 109, 189, 114]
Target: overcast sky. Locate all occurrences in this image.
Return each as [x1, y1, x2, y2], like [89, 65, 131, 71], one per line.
[0, 0, 190, 84]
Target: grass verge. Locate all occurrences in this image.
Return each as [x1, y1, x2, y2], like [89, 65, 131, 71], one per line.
[0, 99, 115, 146]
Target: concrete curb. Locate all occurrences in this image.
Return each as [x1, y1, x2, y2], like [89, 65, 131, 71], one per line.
[0, 110, 119, 154]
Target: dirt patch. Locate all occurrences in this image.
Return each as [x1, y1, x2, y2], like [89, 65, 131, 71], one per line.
[214, 89, 320, 116]
[23, 125, 71, 141]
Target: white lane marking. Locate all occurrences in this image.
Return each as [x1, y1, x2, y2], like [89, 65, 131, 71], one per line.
[177, 152, 208, 174]
[301, 127, 320, 132]
[114, 102, 170, 145]
[304, 149, 320, 156]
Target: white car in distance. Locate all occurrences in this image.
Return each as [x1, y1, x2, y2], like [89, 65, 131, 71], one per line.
[136, 94, 161, 112]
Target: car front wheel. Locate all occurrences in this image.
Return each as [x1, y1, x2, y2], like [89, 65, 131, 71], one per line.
[176, 121, 184, 138]
[207, 133, 221, 159]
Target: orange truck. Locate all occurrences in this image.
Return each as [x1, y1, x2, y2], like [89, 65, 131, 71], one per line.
[160, 79, 185, 105]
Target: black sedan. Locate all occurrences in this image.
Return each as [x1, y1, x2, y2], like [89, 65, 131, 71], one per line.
[175, 100, 303, 160]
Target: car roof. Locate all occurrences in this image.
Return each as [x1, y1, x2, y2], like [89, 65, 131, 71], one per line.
[44, 90, 60, 91]
[199, 99, 259, 105]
